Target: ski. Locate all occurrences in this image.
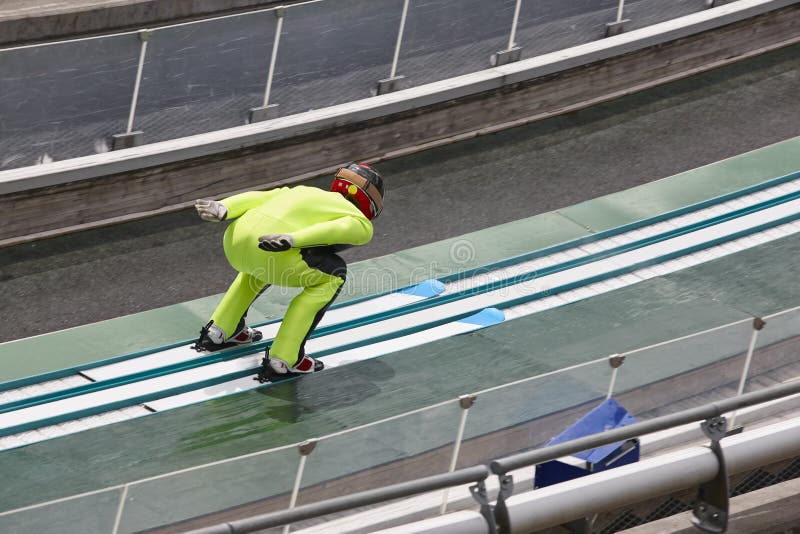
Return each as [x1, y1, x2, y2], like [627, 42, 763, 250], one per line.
[0, 279, 446, 410]
[0, 309, 505, 437]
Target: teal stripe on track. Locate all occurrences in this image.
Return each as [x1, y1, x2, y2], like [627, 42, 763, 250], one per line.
[2, 185, 799, 419]
[3, 169, 797, 394]
[3, 204, 800, 438]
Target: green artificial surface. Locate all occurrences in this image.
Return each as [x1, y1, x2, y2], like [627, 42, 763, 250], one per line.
[0, 211, 591, 383]
[3, 232, 800, 516]
[3, 136, 800, 382]
[559, 136, 800, 232]
[2, 137, 800, 527]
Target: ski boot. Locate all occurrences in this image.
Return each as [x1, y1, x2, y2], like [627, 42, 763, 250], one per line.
[256, 352, 324, 383]
[192, 320, 263, 352]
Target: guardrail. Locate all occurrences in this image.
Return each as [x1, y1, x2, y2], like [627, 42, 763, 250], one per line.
[490, 380, 800, 533]
[189, 465, 492, 534]
[0, 0, 728, 171]
[1, 303, 799, 532]
[187, 379, 800, 534]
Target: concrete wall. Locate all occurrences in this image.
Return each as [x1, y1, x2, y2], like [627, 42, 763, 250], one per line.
[2, 4, 799, 245]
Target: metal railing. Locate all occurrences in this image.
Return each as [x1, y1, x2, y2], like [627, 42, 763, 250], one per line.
[189, 465, 491, 534]
[190, 379, 800, 534]
[489, 380, 800, 534]
[0, 0, 727, 170]
[490, 379, 800, 474]
[0, 302, 798, 532]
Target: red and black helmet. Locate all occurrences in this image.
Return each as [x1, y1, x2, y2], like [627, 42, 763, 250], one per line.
[331, 162, 385, 220]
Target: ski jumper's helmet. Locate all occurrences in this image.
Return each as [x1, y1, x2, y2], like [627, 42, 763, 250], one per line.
[331, 163, 385, 220]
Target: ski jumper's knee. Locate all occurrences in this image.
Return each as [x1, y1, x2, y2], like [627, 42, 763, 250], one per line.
[211, 272, 268, 338]
[269, 252, 346, 366]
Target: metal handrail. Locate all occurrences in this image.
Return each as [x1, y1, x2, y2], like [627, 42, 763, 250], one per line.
[0, 2, 311, 52]
[181, 379, 800, 533]
[490, 378, 800, 475]
[185, 465, 490, 534]
[1, 303, 797, 520]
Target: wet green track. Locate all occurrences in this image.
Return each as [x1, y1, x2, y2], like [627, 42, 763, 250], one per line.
[2, 44, 800, 527]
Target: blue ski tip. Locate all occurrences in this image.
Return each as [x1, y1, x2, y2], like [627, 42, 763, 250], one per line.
[459, 308, 505, 327]
[398, 279, 446, 298]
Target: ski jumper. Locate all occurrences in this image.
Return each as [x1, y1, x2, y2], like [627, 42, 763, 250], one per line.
[210, 185, 373, 366]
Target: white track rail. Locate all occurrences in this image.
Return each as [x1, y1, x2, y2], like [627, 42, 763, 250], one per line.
[1, 177, 799, 449]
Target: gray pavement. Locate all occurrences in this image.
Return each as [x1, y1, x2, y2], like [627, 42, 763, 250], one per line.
[2, 42, 800, 342]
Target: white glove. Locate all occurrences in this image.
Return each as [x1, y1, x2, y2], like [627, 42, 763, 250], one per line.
[195, 199, 227, 222]
[258, 234, 294, 252]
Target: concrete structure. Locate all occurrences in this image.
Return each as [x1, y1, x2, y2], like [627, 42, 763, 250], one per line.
[2, 2, 800, 532]
[1, 1, 798, 245]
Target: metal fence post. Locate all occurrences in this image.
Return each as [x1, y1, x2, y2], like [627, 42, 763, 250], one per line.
[692, 416, 730, 532]
[605, 0, 630, 36]
[250, 6, 285, 123]
[606, 354, 626, 399]
[376, 0, 409, 95]
[440, 394, 477, 514]
[112, 29, 150, 150]
[283, 439, 317, 534]
[490, 0, 523, 66]
[614, 0, 626, 23]
[111, 484, 130, 534]
[729, 317, 766, 428]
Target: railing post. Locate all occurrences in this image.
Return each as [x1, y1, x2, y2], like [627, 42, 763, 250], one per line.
[606, 354, 626, 399]
[111, 484, 130, 534]
[692, 416, 730, 532]
[112, 29, 150, 150]
[605, 0, 630, 37]
[490, 0, 523, 67]
[283, 439, 317, 534]
[250, 6, 286, 123]
[469, 479, 499, 534]
[376, 0, 409, 95]
[493, 472, 514, 533]
[440, 394, 477, 514]
[507, 0, 522, 51]
[728, 317, 766, 428]
[614, 0, 626, 23]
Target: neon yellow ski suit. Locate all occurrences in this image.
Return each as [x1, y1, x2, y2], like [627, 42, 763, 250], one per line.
[211, 185, 373, 366]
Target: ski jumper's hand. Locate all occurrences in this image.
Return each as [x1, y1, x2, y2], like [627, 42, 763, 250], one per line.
[258, 234, 294, 252]
[195, 199, 227, 222]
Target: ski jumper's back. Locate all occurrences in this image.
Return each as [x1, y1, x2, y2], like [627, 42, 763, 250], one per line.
[221, 185, 373, 283]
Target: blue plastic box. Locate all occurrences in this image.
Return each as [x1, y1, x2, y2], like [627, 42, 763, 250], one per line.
[534, 398, 640, 489]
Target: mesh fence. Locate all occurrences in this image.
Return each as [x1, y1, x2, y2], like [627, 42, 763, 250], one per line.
[592, 455, 800, 533]
[0, 33, 140, 168]
[625, 0, 713, 32]
[133, 11, 276, 143]
[0, 0, 739, 170]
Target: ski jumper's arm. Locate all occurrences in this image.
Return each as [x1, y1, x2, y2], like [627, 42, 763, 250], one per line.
[292, 215, 373, 248]
[220, 189, 286, 220]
